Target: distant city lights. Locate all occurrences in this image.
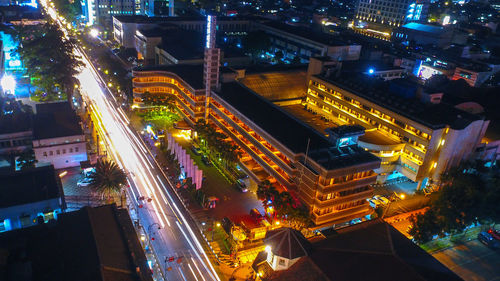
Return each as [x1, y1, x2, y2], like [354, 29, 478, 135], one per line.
[368, 68, 375, 74]
[89, 28, 99, 38]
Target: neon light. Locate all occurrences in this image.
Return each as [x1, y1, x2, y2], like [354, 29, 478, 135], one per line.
[1, 75, 16, 95]
[205, 15, 212, 49]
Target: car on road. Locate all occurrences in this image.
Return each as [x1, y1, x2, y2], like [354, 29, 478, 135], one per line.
[374, 195, 390, 205]
[112, 48, 120, 54]
[478, 231, 500, 249]
[236, 179, 248, 192]
[191, 144, 201, 155]
[201, 155, 211, 166]
[77, 178, 92, 187]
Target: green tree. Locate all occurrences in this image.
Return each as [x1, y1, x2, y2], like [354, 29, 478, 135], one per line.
[408, 209, 443, 244]
[17, 23, 83, 103]
[52, 0, 83, 23]
[88, 159, 127, 200]
[16, 149, 38, 170]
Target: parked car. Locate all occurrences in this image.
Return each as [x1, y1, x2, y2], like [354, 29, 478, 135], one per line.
[77, 178, 92, 187]
[236, 179, 248, 192]
[373, 195, 390, 205]
[487, 228, 500, 241]
[368, 198, 382, 208]
[191, 144, 201, 155]
[478, 231, 500, 249]
[112, 48, 120, 54]
[201, 155, 211, 166]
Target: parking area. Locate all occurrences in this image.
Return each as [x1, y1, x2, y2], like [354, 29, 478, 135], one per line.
[432, 239, 500, 281]
[58, 166, 104, 210]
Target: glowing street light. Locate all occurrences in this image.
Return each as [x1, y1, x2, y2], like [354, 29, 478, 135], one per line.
[1, 75, 16, 95]
[89, 28, 99, 38]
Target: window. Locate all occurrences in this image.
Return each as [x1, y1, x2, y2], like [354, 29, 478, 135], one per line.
[62, 149, 66, 154]
[75, 147, 79, 152]
[56, 150, 60, 155]
[279, 259, 286, 266]
[70, 148, 73, 153]
[49, 151, 53, 156]
[43, 152, 47, 157]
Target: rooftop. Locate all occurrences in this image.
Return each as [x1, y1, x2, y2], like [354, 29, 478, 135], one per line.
[264, 228, 312, 260]
[0, 165, 63, 209]
[113, 15, 255, 24]
[158, 30, 204, 61]
[316, 74, 483, 130]
[341, 60, 404, 73]
[259, 21, 354, 47]
[239, 68, 307, 101]
[401, 22, 447, 34]
[0, 111, 32, 135]
[255, 220, 462, 281]
[0, 205, 153, 281]
[216, 82, 379, 170]
[33, 102, 83, 140]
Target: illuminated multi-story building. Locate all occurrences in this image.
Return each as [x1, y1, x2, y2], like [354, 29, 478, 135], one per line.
[304, 63, 489, 187]
[132, 66, 380, 227]
[354, 0, 430, 40]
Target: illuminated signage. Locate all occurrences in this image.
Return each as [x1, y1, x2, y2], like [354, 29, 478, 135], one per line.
[205, 15, 212, 49]
[418, 65, 442, 80]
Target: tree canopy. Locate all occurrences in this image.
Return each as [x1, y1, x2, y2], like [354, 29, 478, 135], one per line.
[409, 162, 500, 244]
[16, 23, 83, 102]
[88, 159, 128, 199]
[242, 31, 271, 57]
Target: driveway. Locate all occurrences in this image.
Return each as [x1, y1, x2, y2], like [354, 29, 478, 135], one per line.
[432, 239, 500, 281]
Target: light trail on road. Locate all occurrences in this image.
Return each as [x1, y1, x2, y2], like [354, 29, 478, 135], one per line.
[40, 1, 221, 280]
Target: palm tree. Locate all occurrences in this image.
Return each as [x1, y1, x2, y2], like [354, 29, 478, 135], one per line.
[88, 158, 127, 200]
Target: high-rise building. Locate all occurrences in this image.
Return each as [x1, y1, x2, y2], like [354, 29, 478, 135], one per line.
[354, 0, 429, 40]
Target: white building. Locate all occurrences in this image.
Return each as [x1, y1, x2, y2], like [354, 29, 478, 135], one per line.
[32, 102, 87, 169]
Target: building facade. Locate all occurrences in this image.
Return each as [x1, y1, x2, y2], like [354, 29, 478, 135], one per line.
[32, 102, 88, 169]
[305, 74, 489, 186]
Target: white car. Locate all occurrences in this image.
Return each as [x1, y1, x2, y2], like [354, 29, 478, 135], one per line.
[77, 178, 92, 187]
[373, 195, 390, 205]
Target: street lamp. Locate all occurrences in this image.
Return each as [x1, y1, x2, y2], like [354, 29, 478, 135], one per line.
[1, 75, 16, 95]
[89, 28, 99, 38]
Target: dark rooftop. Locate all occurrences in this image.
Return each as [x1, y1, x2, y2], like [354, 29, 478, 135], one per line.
[264, 228, 312, 260]
[216, 82, 331, 154]
[256, 220, 462, 281]
[0, 111, 32, 135]
[113, 15, 255, 24]
[259, 21, 354, 47]
[33, 102, 83, 139]
[341, 60, 404, 73]
[0, 165, 63, 209]
[216, 82, 379, 169]
[158, 30, 204, 61]
[308, 220, 463, 281]
[317, 74, 483, 130]
[136, 26, 176, 37]
[0, 205, 153, 281]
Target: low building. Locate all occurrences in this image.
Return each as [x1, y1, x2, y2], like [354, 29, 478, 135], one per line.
[255, 21, 361, 62]
[0, 164, 65, 232]
[32, 102, 87, 169]
[253, 222, 462, 281]
[451, 64, 495, 87]
[0, 204, 153, 281]
[392, 23, 455, 48]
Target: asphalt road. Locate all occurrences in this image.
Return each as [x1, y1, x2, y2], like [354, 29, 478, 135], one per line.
[432, 240, 500, 281]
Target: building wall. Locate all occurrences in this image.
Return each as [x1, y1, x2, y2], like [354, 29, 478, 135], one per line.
[356, 0, 429, 27]
[33, 135, 88, 169]
[135, 32, 162, 62]
[0, 198, 63, 232]
[0, 130, 32, 155]
[306, 76, 488, 185]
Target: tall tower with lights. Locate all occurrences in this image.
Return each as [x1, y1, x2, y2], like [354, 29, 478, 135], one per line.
[203, 15, 220, 120]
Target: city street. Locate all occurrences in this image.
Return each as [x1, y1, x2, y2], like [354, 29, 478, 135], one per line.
[40, 1, 223, 280]
[432, 240, 500, 281]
